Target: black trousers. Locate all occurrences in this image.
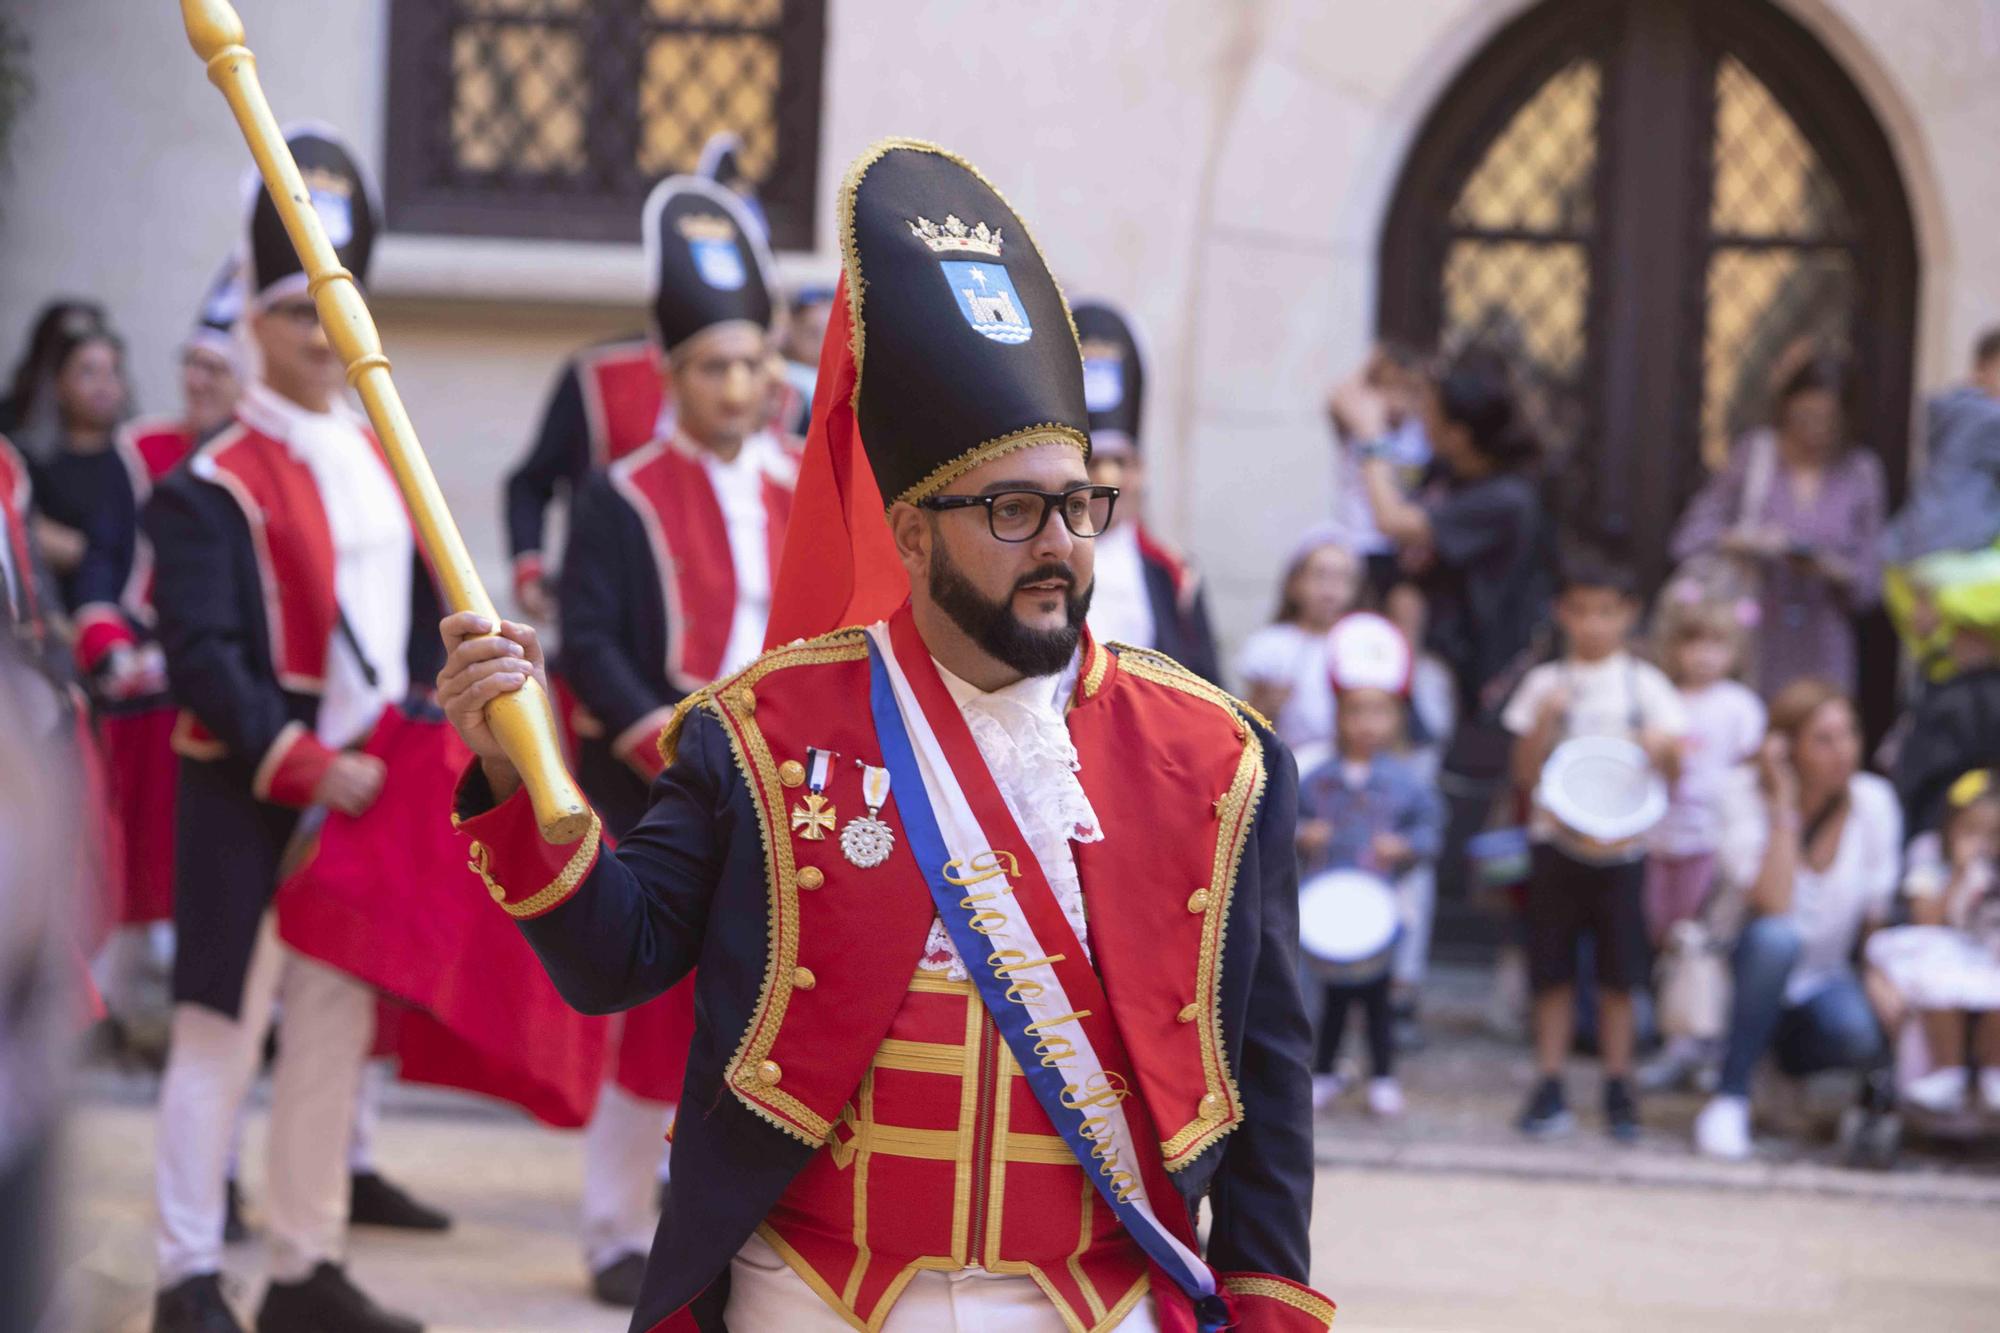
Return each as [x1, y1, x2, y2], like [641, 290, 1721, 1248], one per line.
[1314, 973, 1395, 1079]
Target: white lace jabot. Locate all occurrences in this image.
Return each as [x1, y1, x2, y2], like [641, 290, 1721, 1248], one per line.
[919, 651, 1103, 979]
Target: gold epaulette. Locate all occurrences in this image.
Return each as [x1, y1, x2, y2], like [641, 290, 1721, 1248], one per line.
[1105, 642, 1273, 734]
[656, 626, 875, 770]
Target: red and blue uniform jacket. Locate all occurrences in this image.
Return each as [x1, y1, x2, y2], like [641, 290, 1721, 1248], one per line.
[452, 622, 1331, 1332]
[143, 414, 442, 1016]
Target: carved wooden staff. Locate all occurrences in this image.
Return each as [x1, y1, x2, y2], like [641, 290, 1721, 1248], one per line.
[182, 0, 590, 843]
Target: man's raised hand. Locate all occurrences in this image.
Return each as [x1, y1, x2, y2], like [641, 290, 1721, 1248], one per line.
[436, 612, 547, 797]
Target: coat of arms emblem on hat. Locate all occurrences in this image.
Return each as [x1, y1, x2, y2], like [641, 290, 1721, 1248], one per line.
[680, 213, 748, 291]
[302, 166, 354, 248]
[910, 214, 1032, 345]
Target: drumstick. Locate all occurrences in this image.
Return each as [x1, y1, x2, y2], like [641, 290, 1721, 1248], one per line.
[182, 0, 590, 844]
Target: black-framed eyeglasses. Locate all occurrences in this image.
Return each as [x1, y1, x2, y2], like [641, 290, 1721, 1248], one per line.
[917, 484, 1119, 543]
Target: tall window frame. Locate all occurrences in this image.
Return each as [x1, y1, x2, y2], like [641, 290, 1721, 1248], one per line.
[383, 0, 827, 250]
[1378, 0, 1918, 581]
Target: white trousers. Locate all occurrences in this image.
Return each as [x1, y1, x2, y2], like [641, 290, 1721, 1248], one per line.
[579, 1082, 673, 1270]
[154, 914, 374, 1286]
[725, 1234, 1161, 1332]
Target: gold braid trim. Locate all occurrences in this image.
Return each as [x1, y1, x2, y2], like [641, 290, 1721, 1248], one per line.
[656, 685, 715, 771]
[834, 136, 1089, 512]
[1115, 647, 1269, 1169]
[1079, 636, 1111, 700]
[480, 811, 604, 919]
[892, 424, 1089, 507]
[710, 628, 873, 1145]
[1223, 1277, 1335, 1325]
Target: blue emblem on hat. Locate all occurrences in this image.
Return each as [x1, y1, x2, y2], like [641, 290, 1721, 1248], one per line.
[691, 236, 748, 291]
[941, 261, 1032, 345]
[1083, 356, 1124, 412]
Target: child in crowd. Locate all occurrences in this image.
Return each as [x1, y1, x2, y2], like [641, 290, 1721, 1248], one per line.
[1504, 556, 1688, 1140]
[1237, 530, 1363, 767]
[1296, 613, 1444, 1117]
[1865, 770, 2000, 1113]
[1642, 591, 1767, 1090]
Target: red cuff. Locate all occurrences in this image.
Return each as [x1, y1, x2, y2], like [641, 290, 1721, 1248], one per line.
[513, 551, 545, 602]
[1221, 1274, 1336, 1331]
[252, 721, 338, 808]
[73, 604, 137, 674]
[451, 759, 602, 919]
[614, 705, 675, 781]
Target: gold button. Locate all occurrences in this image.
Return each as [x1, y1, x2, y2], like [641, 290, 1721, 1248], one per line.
[779, 759, 806, 788]
[1187, 888, 1212, 914]
[1199, 1091, 1226, 1120]
[729, 685, 757, 714]
[793, 966, 816, 991]
[758, 1060, 782, 1086]
[796, 865, 825, 891]
[1176, 1003, 1200, 1024]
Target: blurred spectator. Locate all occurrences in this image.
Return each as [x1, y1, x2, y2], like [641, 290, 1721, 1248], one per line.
[18, 318, 132, 607]
[775, 283, 835, 436]
[1891, 602, 2000, 839]
[1328, 342, 1434, 599]
[1880, 329, 2000, 683]
[1694, 680, 1899, 1161]
[1296, 614, 1443, 1118]
[1381, 581, 1454, 1042]
[1671, 354, 1885, 700]
[1332, 349, 1554, 911]
[1503, 555, 1687, 1142]
[1864, 769, 2000, 1114]
[1236, 531, 1360, 761]
[0, 299, 112, 437]
[1643, 591, 1766, 1092]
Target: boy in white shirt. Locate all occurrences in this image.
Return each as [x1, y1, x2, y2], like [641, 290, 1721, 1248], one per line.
[1504, 556, 1688, 1140]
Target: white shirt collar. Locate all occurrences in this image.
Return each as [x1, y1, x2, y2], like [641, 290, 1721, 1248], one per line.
[237, 380, 365, 454]
[933, 645, 1081, 721]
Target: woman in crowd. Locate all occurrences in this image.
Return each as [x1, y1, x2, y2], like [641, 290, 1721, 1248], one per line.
[1235, 530, 1362, 763]
[15, 315, 133, 617]
[1670, 353, 1886, 700]
[1332, 348, 1554, 934]
[1693, 679, 1900, 1161]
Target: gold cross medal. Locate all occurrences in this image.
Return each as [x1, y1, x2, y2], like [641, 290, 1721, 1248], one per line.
[789, 748, 837, 842]
[840, 763, 895, 869]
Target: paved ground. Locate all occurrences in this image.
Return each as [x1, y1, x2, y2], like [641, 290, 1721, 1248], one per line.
[54, 966, 2000, 1330]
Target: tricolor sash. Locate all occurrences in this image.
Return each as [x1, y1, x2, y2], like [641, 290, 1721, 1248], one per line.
[866, 612, 1231, 1332]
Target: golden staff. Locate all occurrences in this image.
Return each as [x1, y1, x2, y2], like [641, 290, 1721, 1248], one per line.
[182, 0, 590, 844]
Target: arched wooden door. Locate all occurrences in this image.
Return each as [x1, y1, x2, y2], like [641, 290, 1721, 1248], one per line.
[1379, 0, 1918, 591]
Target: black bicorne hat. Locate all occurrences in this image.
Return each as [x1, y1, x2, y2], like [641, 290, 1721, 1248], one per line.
[841, 139, 1088, 507]
[1071, 300, 1144, 455]
[643, 175, 777, 356]
[246, 126, 377, 304]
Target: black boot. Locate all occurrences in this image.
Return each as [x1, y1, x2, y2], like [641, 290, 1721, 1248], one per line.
[254, 1262, 422, 1333]
[348, 1171, 452, 1232]
[153, 1273, 244, 1333]
[590, 1252, 647, 1308]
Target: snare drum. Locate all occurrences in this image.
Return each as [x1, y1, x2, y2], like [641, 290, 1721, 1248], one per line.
[1536, 735, 1668, 864]
[1298, 869, 1401, 986]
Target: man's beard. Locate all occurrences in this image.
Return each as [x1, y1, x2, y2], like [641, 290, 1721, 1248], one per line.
[928, 542, 1093, 678]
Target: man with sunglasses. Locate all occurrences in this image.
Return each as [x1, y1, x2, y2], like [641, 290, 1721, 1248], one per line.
[143, 128, 428, 1333]
[437, 140, 1328, 1332]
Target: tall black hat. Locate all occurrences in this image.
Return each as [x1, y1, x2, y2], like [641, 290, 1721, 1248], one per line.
[186, 253, 245, 366]
[841, 139, 1088, 507]
[1071, 300, 1144, 456]
[642, 174, 778, 356]
[245, 125, 377, 305]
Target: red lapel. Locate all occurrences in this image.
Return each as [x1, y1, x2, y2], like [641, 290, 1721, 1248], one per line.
[1068, 638, 1257, 1167]
[197, 424, 338, 691]
[614, 441, 734, 691]
[581, 343, 668, 466]
[0, 436, 42, 632]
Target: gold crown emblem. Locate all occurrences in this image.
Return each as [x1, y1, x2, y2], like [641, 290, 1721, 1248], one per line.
[677, 212, 737, 243]
[907, 214, 1003, 257]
